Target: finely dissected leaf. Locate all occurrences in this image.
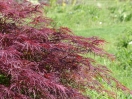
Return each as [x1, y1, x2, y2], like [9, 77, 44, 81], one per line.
[0, 0, 131, 99]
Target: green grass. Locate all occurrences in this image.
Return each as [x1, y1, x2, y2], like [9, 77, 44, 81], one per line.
[45, 0, 132, 98]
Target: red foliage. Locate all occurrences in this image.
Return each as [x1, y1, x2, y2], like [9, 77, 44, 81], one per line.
[0, 0, 131, 99]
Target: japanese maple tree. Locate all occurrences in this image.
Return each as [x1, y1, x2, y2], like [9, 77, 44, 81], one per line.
[0, 0, 131, 99]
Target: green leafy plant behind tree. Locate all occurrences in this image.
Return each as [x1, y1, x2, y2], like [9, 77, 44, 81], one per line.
[0, 0, 131, 99]
[116, 28, 132, 70]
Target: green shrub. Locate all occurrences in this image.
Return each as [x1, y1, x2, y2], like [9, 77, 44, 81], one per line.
[108, 3, 132, 22]
[116, 28, 132, 69]
[116, 28, 132, 48]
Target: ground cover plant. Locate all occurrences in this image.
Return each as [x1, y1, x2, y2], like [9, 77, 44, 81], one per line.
[0, 0, 132, 99]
